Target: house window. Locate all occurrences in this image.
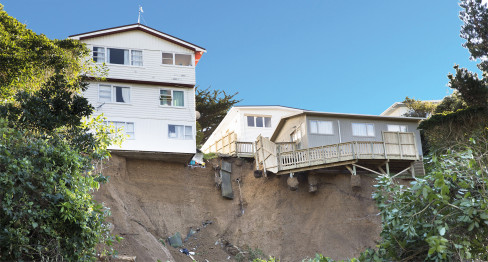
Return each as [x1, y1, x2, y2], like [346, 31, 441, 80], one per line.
[352, 123, 375, 137]
[131, 50, 143, 66]
[108, 48, 129, 65]
[93, 47, 105, 63]
[99, 84, 130, 103]
[168, 125, 192, 140]
[310, 120, 333, 135]
[92, 46, 142, 66]
[162, 52, 192, 66]
[160, 89, 184, 107]
[246, 116, 271, 128]
[106, 121, 135, 139]
[387, 124, 408, 132]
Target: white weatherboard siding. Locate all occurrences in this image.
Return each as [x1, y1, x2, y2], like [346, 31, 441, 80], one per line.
[83, 31, 196, 85]
[201, 106, 302, 153]
[85, 82, 196, 153]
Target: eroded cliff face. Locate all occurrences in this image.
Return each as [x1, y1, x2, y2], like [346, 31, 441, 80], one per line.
[95, 155, 381, 262]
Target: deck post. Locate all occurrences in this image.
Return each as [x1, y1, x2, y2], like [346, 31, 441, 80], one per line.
[386, 161, 390, 176]
[337, 144, 340, 162]
[351, 142, 355, 160]
[410, 162, 416, 179]
[398, 132, 403, 159]
[370, 141, 374, 158]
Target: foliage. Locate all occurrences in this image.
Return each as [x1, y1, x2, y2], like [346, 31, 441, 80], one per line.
[447, 65, 488, 108]
[0, 118, 121, 260]
[235, 246, 266, 262]
[460, 0, 488, 72]
[0, 4, 103, 100]
[0, 5, 121, 261]
[401, 97, 438, 117]
[433, 92, 466, 114]
[356, 132, 488, 261]
[195, 86, 241, 147]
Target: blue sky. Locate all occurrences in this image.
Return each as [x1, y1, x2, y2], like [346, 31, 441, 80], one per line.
[2, 0, 481, 114]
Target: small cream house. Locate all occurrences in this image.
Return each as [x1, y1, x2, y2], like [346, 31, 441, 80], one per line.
[70, 24, 206, 163]
[201, 106, 303, 156]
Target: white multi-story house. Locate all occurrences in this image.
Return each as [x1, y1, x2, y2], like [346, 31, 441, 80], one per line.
[201, 106, 303, 156]
[70, 23, 206, 163]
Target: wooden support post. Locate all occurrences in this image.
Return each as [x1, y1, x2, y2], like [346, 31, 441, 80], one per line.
[370, 141, 374, 158]
[410, 162, 416, 179]
[386, 162, 390, 176]
[352, 164, 383, 176]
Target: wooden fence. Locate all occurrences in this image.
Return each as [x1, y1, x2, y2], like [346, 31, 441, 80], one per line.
[204, 132, 255, 156]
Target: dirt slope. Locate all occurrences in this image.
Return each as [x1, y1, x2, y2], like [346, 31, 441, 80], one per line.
[95, 155, 381, 261]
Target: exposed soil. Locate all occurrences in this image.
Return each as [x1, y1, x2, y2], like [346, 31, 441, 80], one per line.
[94, 155, 382, 262]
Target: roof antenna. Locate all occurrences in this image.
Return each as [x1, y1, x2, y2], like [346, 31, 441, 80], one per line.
[138, 5, 144, 24]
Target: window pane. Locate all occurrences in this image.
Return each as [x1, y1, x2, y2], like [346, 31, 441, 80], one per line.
[131, 50, 143, 66]
[175, 54, 192, 66]
[114, 86, 130, 103]
[168, 125, 177, 138]
[256, 117, 264, 127]
[184, 126, 192, 140]
[108, 48, 129, 65]
[247, 116, 254, 127]
[310, 121, 318, 133]
[162, 53, 173, 65]
[160, 90, 172, 106]
[99, 85, 111, 102]
[400, 125, 407, 132]
[93, 47, 105, 63]
[264, 117, 271, 128]
[126, 123, 134, 139]
[173, 91, 184, 107]
[366, 124, 374, 136]
[352, 123, 366, 136]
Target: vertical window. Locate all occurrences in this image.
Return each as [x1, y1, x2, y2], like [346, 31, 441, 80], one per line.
[114, 86, 130, 103]
[99, 85, 112, 102]
[264, 117, 271, 128]
[387, 124, 407, 132]
[162, 53, 174, 65]
[168, 125, 192, 140]
[173, 91, 184, 107]
[160, 89, 184, 107]
[131, 50, 143, 66]
[247, 116, 255, 127]
[107, 48, 129, 65]
[93, 47, 105, 63]
[256, 117, 264, 127]
[98, 85, 130, 103]
[352, 123, 375, 137]
[310, 120, 333, 135]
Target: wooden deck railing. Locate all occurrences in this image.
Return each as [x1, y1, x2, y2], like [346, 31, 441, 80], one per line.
[277, 140, 418, 171]
[204, 132, 255, 156]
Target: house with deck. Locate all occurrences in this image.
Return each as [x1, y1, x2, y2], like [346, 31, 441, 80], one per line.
[70, 24, 206, 163]
[255, 111, 425, 180]
[201, 106, 303, 157]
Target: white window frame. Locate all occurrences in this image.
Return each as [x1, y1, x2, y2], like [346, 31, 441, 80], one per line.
[168, 124, 193, 140]
[309, 120, 334, 135]
[98, 84, 131, 104]
[352, 123, 375, 137]
[161, 51, 194, 67]
[92, 46, 143, 67]
[159, 89, 185, 107]
[246, 115, 272, 128]
[105, 121, 135, 140]
[387, 124, 408, 132]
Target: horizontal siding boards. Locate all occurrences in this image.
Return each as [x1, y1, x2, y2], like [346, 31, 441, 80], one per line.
[86, 82, 196, 121]
[83, 30, 196, 85]
[105, 117, 196, 153]
[302, 115, 422, 156]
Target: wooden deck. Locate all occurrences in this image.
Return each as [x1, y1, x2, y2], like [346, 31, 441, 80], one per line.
[204, 132, 255, 157]
[255, 132, 421, 176]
